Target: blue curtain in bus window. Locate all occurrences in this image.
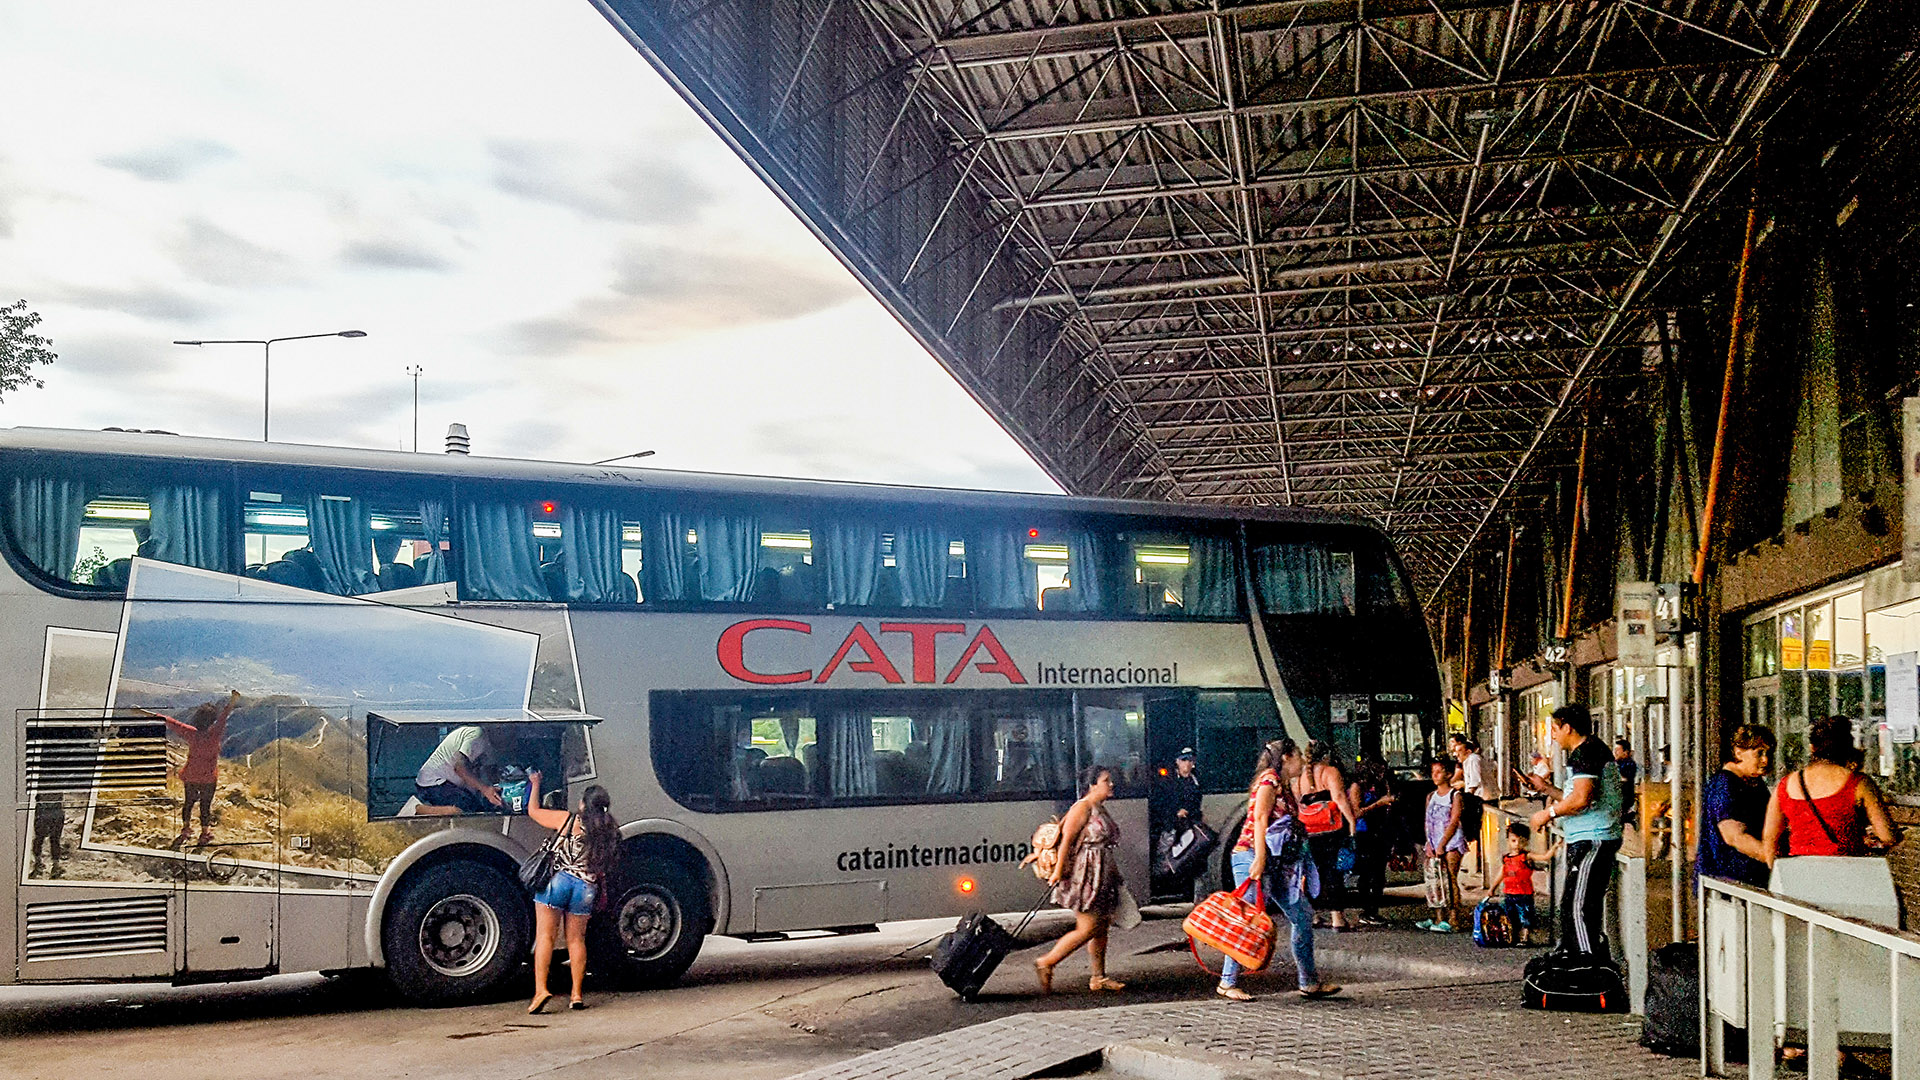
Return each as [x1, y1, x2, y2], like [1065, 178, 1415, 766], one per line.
[924, 709, 972, 794]
[695, 514, 760, 603]
[824, 520, 880, 606]
[1061, 531, 1107, 612]
[1252, 543, 1345, 614]
[557, 504, 624, 603]
[823, 710, 877, 797]
[8, 476, 90, 579]
[1184, 533, 1240, 617]
[642, 510, 687, 602]
[148, 484, 237, 574]
[416, 499, 451, 584]
[305, 495, 377, 594]
[1003, 710, 1075, 792]
[971, 530, 1035, 611]
[894, 522, 950, 607]
[458, 501, 547, 600]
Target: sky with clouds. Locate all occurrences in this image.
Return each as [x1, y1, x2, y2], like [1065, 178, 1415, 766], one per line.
[0, 2, 1057, 494]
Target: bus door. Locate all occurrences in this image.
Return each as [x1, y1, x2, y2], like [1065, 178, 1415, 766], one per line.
[1140, 691, 1196, 901]
[15, 712, 179, 982]
[173, 705, 279, 978]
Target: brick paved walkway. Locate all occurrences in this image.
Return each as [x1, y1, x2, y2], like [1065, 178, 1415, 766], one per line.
[784, 981, 1703, 1080]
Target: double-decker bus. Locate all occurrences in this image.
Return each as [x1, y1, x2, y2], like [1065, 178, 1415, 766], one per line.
[0, 427, 1439, 1002]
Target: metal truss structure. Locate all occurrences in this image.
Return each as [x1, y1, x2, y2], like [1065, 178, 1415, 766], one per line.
[592, 0, 1856, 590]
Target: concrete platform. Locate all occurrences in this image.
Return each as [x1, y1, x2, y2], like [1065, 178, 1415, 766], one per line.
[778, 981, 1699, 1080]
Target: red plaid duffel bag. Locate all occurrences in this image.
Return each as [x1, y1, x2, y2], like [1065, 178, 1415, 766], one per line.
[1183, 878, 1274, 972]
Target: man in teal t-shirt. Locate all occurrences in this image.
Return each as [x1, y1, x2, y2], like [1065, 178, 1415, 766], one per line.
[1522, 703, 1624, 957]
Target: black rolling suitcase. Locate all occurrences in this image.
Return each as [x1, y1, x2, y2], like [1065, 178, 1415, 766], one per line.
[930, 891, 1048, 1001]
[1522, 950, 1629, 1013]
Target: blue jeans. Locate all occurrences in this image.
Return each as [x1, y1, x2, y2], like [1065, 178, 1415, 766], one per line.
[1219, 850, 1319, 990]
[533, 870, 597, 915]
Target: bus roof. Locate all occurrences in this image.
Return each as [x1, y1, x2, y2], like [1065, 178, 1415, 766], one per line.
[0, 426, 1374, 532]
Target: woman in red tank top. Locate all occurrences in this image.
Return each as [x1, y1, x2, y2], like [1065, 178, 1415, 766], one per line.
[1762, 717, 1897, 862]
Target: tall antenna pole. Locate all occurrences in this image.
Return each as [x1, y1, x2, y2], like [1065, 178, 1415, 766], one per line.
[405, 365, 424, 452]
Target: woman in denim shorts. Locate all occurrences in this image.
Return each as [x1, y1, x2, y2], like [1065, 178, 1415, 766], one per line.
[526, 776, 619, 1013]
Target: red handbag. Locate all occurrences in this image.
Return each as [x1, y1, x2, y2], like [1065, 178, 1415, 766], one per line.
[1183, 878, 1275, 972]
[1297, 778, 1346, 835]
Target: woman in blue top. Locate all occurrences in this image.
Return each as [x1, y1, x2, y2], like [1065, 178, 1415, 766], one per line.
[1697, 724, 1774, 888]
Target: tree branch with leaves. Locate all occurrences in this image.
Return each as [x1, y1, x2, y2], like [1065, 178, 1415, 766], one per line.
[0, 300, 56, 400]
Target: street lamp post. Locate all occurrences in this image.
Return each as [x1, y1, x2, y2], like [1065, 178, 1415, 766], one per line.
[173, 330, 367, 441]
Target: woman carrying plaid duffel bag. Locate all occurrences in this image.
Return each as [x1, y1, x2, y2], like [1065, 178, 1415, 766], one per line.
[1189, 738, 1341, 1002]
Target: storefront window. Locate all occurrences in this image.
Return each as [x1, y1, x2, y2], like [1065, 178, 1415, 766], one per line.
[1779, 671, 1807, 770]
[1836, 592, 1864, 668]
[1745, 617, 1779, 678]
[1807, 670, 1832, 723]
[1807, 602, 1833, 670]
[1781, 610, 1805, 670]
[1837, 670, 1864, 721]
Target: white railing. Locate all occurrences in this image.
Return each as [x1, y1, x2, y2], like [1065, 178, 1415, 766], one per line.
[1701, 876, 1920, 1079]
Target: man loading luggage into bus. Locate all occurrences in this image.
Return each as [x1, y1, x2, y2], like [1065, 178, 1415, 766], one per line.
[1521, 703, 1624, 958]
[415, 724, 505, 814]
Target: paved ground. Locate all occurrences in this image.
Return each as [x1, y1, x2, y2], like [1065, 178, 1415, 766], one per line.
[0, 883, 1681, 1080]
[784, 981, 1695, 1080]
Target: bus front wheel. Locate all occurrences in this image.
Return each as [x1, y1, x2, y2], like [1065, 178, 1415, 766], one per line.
[593, 859, 709, 988]
[382, 860, 531, 1005]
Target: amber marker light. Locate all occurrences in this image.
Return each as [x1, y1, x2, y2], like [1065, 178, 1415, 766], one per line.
[957, 877, 976, 894]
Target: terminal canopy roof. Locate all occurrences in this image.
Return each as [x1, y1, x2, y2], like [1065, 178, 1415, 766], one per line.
[595, 0, 1884, 590]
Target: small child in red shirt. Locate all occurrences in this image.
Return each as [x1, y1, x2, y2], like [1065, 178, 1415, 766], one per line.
[140, 690, 240, 849]
[1501, 823, 1552, 945]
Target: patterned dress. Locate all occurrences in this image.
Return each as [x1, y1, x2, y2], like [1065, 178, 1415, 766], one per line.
[1053, 803, 1122, 915]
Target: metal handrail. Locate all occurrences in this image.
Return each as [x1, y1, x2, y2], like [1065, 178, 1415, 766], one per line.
[1700, 875, 1920, 1080]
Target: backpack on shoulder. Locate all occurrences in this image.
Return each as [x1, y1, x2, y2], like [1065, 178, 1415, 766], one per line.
[1023, 818, 1062, 881]
[1522, 950, 1628, 1013]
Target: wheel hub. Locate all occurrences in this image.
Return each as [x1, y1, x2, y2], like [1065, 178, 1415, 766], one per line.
[419, 894, 500, 978]
[617, 887, 681, 961]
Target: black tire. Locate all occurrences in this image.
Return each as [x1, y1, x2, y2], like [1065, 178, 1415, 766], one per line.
[382, 860, 530, 1005]
[591, 858, 710, 989]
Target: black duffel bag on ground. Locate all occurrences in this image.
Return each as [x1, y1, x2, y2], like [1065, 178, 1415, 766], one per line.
[1640, 942, 1700, 1056]
[1522, 949, 1629, 1013]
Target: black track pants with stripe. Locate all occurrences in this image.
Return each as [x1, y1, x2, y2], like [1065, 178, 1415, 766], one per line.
[1559, 838, 1620, 957]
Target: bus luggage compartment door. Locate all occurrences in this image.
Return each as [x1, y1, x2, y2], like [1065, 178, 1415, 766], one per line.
[753, 880, 887, 933]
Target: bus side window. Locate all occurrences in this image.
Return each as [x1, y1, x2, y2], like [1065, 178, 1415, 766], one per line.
[242, 491, 450, 595]
[1079, 693, 1146, 793]
[6, 466, 240, 587]
[1124, 531, 1241, 618]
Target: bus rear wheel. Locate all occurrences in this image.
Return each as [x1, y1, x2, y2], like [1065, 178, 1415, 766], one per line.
[383, 861, 530, 1005]
[592, 860, 708, 988]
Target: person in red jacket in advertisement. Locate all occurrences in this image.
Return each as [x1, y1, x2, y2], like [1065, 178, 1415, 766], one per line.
[139, 689, 240, 849]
